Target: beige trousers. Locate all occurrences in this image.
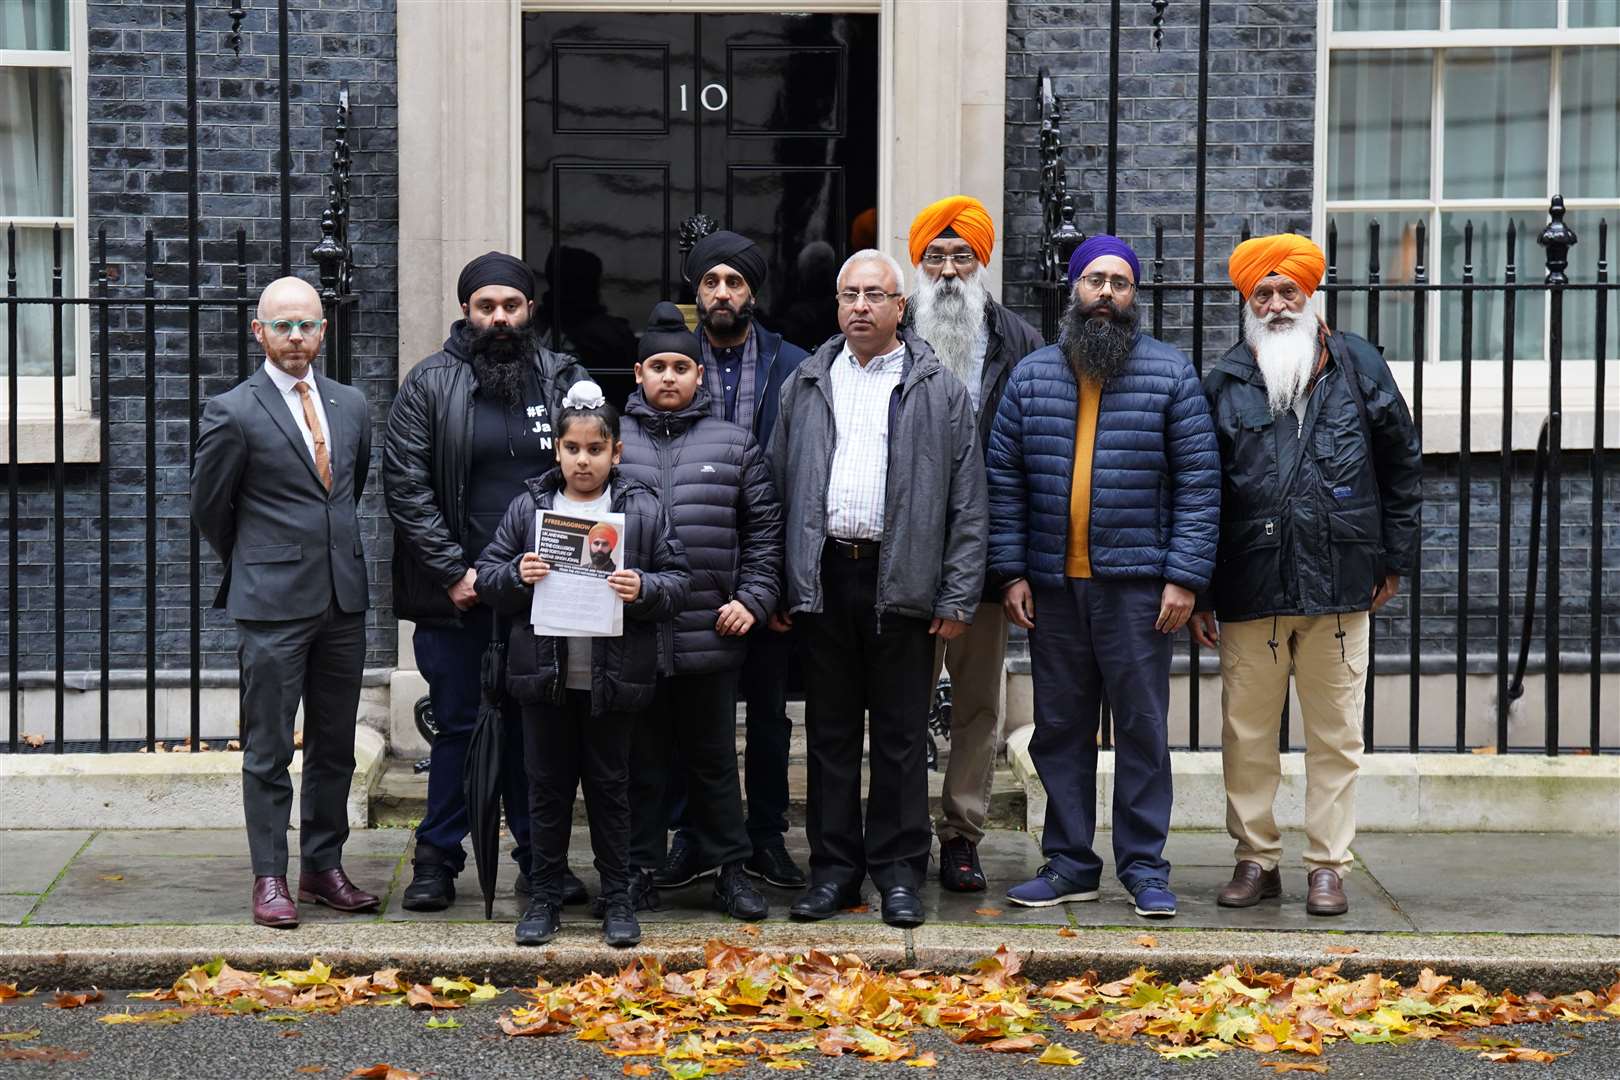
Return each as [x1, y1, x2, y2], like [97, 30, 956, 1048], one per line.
[931, 601, 1007, 844]
[1218, 610, 1369, 874]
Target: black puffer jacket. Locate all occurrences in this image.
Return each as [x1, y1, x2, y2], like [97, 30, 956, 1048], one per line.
[473, 469, 689, 714]
[1200, 329, 1422, 622]
[383, 322, 589, 626]
[619, 387, 783, 675]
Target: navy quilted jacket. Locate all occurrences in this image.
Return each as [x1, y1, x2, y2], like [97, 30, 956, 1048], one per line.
[986, 336, 1221, 592]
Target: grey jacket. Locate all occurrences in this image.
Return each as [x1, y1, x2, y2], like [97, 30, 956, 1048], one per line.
[191, 365, 371, 621]
[768, 330, 987, 624]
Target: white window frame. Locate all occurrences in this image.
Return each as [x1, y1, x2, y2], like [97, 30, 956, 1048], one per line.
[1, 0, 95, 463]
[1312, 0, 1620, 453]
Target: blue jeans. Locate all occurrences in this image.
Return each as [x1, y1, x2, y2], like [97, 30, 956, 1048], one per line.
[413, 616, 530, 875]
[1028, 578, 1173, 892]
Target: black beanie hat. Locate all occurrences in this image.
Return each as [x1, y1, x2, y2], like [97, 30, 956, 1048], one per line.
[456, 251, 535, 306]
[637, 302, 703, 364]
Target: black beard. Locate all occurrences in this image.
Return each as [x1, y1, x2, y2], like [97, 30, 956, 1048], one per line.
[697, 296, 756, 337]
[1059, 296, 1138, 385]
[467, 320, 533, 406]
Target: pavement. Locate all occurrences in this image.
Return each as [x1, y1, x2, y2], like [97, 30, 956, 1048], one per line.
[1, 826, 1617, 991]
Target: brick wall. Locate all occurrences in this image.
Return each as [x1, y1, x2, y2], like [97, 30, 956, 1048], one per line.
[3, 0, 398, 674]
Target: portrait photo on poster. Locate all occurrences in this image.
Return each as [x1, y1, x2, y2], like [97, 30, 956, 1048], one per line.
[530, 508, 626, 637]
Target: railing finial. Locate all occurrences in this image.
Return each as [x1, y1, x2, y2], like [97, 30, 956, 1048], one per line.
[1151, 0, 1170, 51]
[1538, 195, 1577, 285]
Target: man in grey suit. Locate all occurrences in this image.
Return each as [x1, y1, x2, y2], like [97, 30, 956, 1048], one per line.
[192, 276, 379, 929]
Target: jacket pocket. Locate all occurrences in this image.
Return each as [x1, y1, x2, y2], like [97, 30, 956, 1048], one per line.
[1217, 516, 1280, 562]
[1214, 516, 1282, 617]
[1328, 508, 1380, 609]
[242, 543, 301, 564]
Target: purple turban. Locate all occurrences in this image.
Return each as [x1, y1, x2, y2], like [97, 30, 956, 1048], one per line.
[1067, 235, 1142, 286]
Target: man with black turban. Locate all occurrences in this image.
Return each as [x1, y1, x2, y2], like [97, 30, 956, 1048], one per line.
[383, 250, 590, 913]
[651, 230, 812, 896]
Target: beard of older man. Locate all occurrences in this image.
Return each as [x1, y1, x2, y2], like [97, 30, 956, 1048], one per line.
[1059, 292, 1137, 386]
[467, 316, 534, 407]
[1242, 306, 1320, 417]
[910, 266, 989, 385]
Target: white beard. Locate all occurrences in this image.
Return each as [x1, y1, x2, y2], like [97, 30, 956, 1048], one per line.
[911, 268, 989, 383]
[1243, 307, 1319, 417]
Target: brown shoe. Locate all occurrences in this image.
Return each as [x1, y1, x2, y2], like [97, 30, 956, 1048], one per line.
[1217, 861, 1281, 908]
[1306, 868, 1348, 916]
[298, 867, 380, 913]
[253, 875, 299, 929]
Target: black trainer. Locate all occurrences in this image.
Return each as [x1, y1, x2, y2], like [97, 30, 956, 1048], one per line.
[744, 839, 808, 889]
[713, 862, 770, 921]
[401, 860, 456, 912]
[514, 899, 561, 946]
[652, 833, 717, 889]
[938, 836, 987, 893]
[517, 868, 589, 905]
[601, 896, 642, 948]
[591, 867, 661, 918]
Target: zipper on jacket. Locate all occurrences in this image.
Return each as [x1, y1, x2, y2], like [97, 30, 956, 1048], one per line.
[873, 355, 934, 635]
[654, 425, 677, 672]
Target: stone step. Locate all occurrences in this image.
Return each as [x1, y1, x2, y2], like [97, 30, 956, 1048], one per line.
[371, 728, 1026, 830]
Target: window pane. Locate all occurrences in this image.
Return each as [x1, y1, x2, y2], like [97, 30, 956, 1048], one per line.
[1328, 51, 1433, 200]
[0, 0, 68, 50]
[1325, 213, 1421, 364]
[1560, 47, 1619, 199]
[1333, 0, 1440, 30]
[0, 226, 76, 377]
[1443, 49, 1551, 199]
[1569, 1, 1620, 27]
[0, 66, 73, 217]
[1564, 207, 1618, 362]
[1439, 211, 1544, 362]
[1449, 0, 1556, 28]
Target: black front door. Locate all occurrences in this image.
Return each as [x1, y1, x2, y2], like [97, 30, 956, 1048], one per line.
[523, 12, 879, 399]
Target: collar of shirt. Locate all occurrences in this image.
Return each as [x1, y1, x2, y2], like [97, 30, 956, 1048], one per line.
[263, 358, 317, 396]
[837, 340, 906, 375]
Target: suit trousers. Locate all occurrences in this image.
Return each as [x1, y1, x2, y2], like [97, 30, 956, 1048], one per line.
[797, 547, 934, 893]
[930, 601, 1007, 845]
[523, 691, 633, 905]
[1218, 610, 1369, 874]
[413, 616, 531, 875]
[1029, 578, 1172, 891]
[237, 601, 365, 877]
[629, 669, 752, 871]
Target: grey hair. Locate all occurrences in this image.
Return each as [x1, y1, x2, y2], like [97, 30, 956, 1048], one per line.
[837, 248, 907, 295]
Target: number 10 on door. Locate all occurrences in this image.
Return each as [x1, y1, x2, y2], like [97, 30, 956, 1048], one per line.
[679, 83, 729, 112]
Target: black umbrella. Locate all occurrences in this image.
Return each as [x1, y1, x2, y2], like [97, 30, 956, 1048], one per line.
[462, 609, 509, 920]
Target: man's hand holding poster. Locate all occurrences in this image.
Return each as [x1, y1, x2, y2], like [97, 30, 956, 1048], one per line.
[529, 509, 627, 636]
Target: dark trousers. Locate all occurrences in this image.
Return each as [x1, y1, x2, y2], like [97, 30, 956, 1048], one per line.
[629, 669, 752, 870]
[237, 602, 365, 877]
[1028, 578, 1173, 891]
[414, 616, 530, 874]
[668, 626, 794, 852]
[522, 690, 632, 905]
[797, 547, 934, 893]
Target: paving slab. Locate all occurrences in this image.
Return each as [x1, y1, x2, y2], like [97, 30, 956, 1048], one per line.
[0, 895, 36, 926]
[80, 827, 412, 861]
[28, 853, 401, 927]
[1353, 831, 1620, 897]
[0, 829, 92, 894]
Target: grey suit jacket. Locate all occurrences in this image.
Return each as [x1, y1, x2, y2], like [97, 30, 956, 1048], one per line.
[191, 365, 371, 622]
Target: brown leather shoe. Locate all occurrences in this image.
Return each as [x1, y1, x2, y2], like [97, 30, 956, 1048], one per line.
[298, 867, 380, 913]
[253, 875, 299, 929]
[1217, 860, 1281, 908]
[1306, 868, 1349, 916]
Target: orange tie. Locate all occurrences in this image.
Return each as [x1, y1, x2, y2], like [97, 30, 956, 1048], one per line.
[293, 381, 333, 490]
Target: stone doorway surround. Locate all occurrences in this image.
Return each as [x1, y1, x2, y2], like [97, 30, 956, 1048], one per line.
[393, 0, 1010, 703]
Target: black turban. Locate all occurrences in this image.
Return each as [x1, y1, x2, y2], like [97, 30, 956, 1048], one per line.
[456, 251, 535, 305]
[637, 302, 702, 363]
[684, 230, 768, 294]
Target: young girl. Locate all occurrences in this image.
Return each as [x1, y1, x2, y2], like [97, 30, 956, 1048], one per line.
[475, 381, 689, 948]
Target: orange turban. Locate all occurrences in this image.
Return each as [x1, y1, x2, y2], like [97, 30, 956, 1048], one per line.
[908, 196, 995, 267]
[1228, 234, 1326, 298]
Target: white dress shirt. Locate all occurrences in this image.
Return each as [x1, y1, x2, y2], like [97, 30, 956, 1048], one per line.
[824, 341, 905, 540]
[263, 358, 332, 469]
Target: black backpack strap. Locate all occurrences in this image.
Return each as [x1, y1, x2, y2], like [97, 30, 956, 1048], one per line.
[1325, 330, 1374, 447]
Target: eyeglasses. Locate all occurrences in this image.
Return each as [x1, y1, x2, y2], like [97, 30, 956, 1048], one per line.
[1250, 284, 1303, 306]
[264, 319, 324, 337]
[920, 252, 977, 268]
[835, 288, 901, 307]
[1077, 274, 1136, 295]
